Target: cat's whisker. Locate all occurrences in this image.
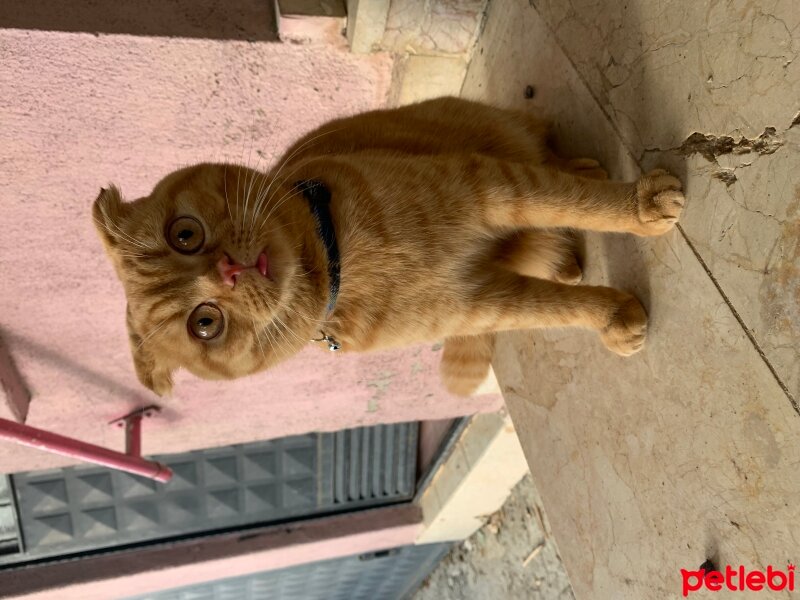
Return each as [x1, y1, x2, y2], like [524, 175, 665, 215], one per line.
[148, 219, 162, 239]
[250, 316, 267, 361]
[293, 265, 321, 278]
[244, 220, 306, 258]
[244, 169, 271, 243]
[93, 215, 139, 247]
[245, 141, 278, 227]
[268, 313, 294, 348]
[273, 313, 306, 346]
[247, 147, 283, 239]
[254, 161, 313, 234]
[223, 164, 234, 225]
[282, 304, 329, 326]
[247, 131, 337, 243]
[242, 160, 257, 239]
[258, 130, 340, 203]
[257, 185, 302, 233]
[241, 117, 263, 238]
[261, 323, 281, 358]
[93, 217, 155, 252]
[235, 134, 250, 236]
[245, 166, 271, 246]
[135, 315, 172, 351]
[239, 121, 253, 235]
[247, 128, 341, 246]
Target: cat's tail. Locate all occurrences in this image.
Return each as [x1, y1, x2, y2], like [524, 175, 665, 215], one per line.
[440, 333, 496, 396]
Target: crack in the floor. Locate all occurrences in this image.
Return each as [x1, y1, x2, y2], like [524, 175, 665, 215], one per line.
[638, 111, 799, 164]
[712, 168, 737, 186]
[717, 222, 734, 243]
[677, 128, 784, 163]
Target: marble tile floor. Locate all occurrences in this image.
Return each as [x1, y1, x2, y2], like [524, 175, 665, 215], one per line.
[462, 1, 800, 598]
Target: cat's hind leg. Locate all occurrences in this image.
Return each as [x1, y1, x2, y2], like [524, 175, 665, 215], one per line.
[519, 110, 609, 179]
[442, 227, 584, 396]
[440, 332, 496, 396]
[493, 228, 583, 285]
[547, 155, 609, 181]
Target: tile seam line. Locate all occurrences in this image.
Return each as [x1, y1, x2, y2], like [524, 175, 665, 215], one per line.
[526, 2, 798, 414]
[676, 223, 799, 414]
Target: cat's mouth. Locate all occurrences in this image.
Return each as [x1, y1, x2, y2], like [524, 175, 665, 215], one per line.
[218, 251, 273, 287]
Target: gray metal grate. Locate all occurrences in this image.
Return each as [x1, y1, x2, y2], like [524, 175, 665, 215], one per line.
[0, 475, 21, 556]
[321, 421, 416, 505]
[3, 423, 418, 564]
[125, 543, 450, 600]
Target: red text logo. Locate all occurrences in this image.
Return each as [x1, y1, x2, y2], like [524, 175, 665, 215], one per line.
[681, 565, 795, 596]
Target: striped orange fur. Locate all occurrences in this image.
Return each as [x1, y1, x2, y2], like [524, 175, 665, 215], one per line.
[92, 97, 684, 396]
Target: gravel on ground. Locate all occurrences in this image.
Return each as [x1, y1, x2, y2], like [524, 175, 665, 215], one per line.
[413, 474, 575, 599]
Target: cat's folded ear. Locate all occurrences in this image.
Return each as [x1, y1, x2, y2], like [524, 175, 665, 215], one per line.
[92, 185, 128, 250]
[126, 305, 175, 397]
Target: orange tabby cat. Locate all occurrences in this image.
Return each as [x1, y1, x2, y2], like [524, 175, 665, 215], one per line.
[92, 97, 684, 397]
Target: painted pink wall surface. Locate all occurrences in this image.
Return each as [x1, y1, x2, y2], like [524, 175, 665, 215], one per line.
[0, 30, 501, 472]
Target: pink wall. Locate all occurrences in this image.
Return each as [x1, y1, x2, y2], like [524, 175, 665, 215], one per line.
[0, 29, 501, 472]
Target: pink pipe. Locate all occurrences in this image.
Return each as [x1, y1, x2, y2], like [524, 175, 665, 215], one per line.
[0, 417, 173, 483]
[126, 414, 142, 457]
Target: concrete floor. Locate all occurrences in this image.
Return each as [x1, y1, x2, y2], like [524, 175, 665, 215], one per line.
[462, 1, 800, 599]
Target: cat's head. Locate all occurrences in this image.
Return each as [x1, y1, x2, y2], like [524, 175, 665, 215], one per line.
[92, 163, 320, 395]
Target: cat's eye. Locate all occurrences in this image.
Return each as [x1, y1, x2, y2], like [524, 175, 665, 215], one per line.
[188, 303, 224, 340]
[167, 216, 205, 254]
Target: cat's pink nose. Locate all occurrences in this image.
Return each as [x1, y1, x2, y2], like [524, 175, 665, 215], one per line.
[217, 255, 246, 287]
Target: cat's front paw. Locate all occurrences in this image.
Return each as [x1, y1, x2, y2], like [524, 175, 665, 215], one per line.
[633, 169, 684, 236]
[600, 296, 648, 356]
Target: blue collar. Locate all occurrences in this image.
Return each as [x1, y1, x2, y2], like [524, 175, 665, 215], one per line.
[296, 180, 340, 316]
